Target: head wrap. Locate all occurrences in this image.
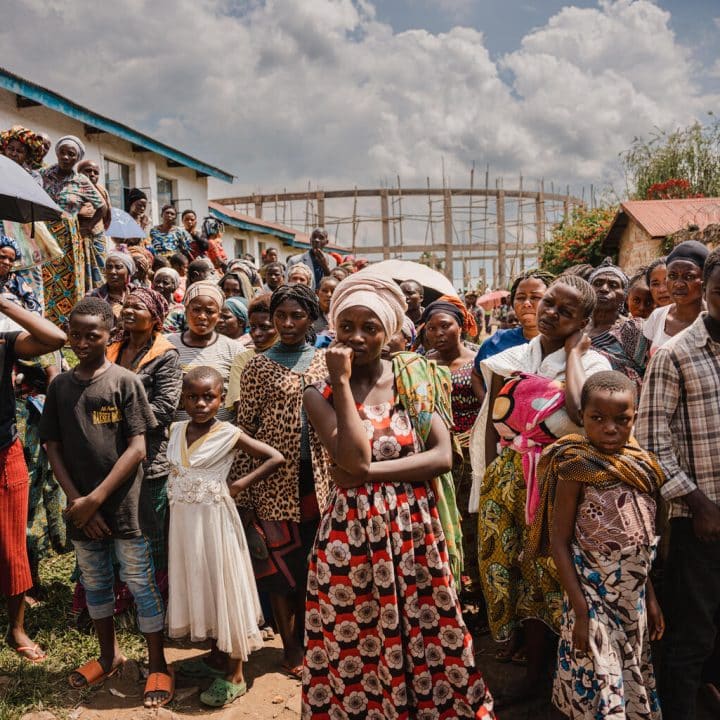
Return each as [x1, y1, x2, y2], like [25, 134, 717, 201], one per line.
[401, 316, 416, 344]
[106, 251, 136, 279]
[127, 188, 147, 205]
[329, 268, 407, 337]
[287, 263, 314, 284]
[183, 280, 224, 310]
[420, 294, 478, 338]
[128, 246, 152, 275]
[270, 284, 320, 322]
[0, 126, 44, 167]
[153, 267, 180, 290]
[666, 240, 709, 270]
[55, 135, 85, 161]
[225, 296, 249, 326]
[127, 287, 168, 331]
[588, 257, 628, 290]
[0, 234, 21, 261]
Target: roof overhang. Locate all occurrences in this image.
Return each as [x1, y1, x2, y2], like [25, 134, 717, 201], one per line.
[0, 67, 234, 183]
[210, 205, 295, 242]
[601, 207, 630, 254]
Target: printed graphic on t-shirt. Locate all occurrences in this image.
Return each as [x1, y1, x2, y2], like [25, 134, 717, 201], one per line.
[92, 405, 122, 424]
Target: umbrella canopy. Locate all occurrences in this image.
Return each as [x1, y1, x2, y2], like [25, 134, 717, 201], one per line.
[477, 289, 510, 310]
[0, 154, 62, 223]
[107, 207, 146, 239]
[369, 259, 458, 303]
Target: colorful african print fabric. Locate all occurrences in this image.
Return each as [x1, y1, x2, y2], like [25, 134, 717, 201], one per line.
[41, 217, 86, 327]
[302, 374, 495, 720]
[41, 165, 104, 215]
[2, 272, 42, 314]
[149, 226, 192, 257]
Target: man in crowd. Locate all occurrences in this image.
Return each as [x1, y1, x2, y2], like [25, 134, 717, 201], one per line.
[286, 227, 337, 289]
[400, 280, 424, 325]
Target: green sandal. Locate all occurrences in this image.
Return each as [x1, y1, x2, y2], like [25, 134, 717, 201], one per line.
[200, 678, 247, 707]
[176, 657, 225, 679]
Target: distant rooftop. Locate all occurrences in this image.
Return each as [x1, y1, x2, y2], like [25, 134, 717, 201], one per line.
[603, 198, 720, 253]
[0, 66, 234, 183]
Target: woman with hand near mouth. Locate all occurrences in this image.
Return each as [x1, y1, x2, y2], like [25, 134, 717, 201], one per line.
[167, 282, 244, 423]
[470, 275, 611, 705]
[230, 284, 329, 679]
[586, 258, 648, 389]
[643, 241, 708, 355]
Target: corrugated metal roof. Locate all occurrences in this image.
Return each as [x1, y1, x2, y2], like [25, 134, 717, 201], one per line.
[621, 198, 720, 237]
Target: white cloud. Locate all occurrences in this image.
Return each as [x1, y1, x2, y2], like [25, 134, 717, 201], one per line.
[0, 0, 715, 197]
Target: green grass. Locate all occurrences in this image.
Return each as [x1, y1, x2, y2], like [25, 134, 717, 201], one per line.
[0, 553, 147, 720]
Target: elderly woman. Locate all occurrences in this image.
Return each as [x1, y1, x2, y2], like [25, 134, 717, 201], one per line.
[302, 271, 496, 718]
[231, 284, 329, 678]
[87, 251, 136, 335]
[287, 263, 313, 287]
[470, 275, 611, 702]
[167, 281, 244, 423]
[586, 258, 648, 388]
[149, 205, 192, 259]
[41, 136, 107, 292]
[152, 267, 185, 333]
[1, 126, 44, 183]
[644, 241, 707, 355]
[108, 288, 182, 586]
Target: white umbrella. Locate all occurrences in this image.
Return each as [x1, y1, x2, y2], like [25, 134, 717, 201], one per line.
[107, 207, 146, 239]
[0, 154, 62, 222]
[367, 259, 458, 302]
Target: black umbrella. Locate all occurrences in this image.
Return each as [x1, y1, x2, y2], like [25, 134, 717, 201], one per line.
[0, 154, 62, 223]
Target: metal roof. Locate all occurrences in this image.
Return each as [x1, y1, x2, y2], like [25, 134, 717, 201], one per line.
[209, 202, 349, 253]
[603, 198, 720, 252]
[0, 66, 234, 183]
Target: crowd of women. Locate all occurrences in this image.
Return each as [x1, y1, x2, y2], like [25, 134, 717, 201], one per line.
[0, 121, 719, 720]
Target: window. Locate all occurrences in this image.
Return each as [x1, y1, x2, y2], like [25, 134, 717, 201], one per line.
[104, 158, 130, 210]
[156, 177, 174, 210]
[234, 236, 245, 257]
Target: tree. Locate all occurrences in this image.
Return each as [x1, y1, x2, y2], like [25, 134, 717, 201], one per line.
[540, 205, 617, 276]
[622, 118, 720, 199]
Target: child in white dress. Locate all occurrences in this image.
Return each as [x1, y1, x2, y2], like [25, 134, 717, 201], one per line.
[167, 366, 284, 708]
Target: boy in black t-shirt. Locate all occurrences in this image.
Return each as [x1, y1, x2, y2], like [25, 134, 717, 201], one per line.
[40, 298, 173, 708]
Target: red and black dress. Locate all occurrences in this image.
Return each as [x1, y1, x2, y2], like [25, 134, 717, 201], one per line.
[302, 380, 495, 719]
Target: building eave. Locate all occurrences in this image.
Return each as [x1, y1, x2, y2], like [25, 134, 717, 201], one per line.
[0, 67, 234, 183]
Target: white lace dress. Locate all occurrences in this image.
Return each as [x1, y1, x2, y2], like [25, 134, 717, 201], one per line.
[166, 420, 263, 659]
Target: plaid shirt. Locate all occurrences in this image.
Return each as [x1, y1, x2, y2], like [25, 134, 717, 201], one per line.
[636, 313, 720, 518]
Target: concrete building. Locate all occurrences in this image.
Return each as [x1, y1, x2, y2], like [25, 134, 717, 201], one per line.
[0, 67, 233, 222]
[602, 198, 720, 272]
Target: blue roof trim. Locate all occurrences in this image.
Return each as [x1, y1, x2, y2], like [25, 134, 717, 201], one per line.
[210, 206, 295, 241]
[0, 67, 234, 183]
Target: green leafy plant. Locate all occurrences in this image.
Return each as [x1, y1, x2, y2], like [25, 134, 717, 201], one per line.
[540, 205, 618, 275]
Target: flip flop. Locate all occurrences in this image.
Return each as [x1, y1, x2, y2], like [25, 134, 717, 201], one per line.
[282, 661, 303, 680]
[176, 657, 225, 679]
[68, 657, 125, 688]
[144, 666, 175, 708]
[13, 644, 46, 664]
[200, 678, 247, 708]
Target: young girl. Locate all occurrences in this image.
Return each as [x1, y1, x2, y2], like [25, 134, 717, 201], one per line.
[167, 366, 284, 708]
[534, 371, 664, 719]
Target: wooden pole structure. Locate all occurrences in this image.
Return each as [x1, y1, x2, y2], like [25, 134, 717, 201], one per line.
[496, 182, 507, 288]
[535, 178, 546, 253]
[317, 191, 325, 228]
[254, 195, 262, 219]
[443, 189, 453, 283]
[351, 187, 358, 254]
[380, 190, 390, 260]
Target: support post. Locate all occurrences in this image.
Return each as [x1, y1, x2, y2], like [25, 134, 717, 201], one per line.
[443, 189, 454, 284]
[254, 196, 263, 219]
[535, 181, 546, 252]
[380, 190, 390, 260]
[497, 189, 507, 288]
[316, 192, 325, 228]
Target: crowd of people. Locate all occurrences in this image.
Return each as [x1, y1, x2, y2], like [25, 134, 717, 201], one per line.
[0, 122, 718, 720]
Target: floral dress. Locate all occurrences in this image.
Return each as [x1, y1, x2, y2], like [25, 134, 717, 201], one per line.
[302, 380, 495, 720]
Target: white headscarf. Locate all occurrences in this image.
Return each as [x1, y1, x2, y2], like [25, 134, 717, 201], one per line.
[55, 135, 86, 161]
[329, 267, 407, 337]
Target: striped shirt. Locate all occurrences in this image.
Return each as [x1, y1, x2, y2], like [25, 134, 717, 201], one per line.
[166, 332, 244, 422]
[635, 313, 720, 518]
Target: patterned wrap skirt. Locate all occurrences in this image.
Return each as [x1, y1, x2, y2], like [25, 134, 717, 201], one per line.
[302, 481, 495, 719]
[553, 541, 661, 719]
[0, 439, 33, 596]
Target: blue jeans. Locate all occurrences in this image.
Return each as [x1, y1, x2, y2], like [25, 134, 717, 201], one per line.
[73, 536, 165, 634]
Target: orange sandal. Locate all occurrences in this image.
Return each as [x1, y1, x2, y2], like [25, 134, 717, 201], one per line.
[144, 666, 175, 708]
[68, 658, 124, 688]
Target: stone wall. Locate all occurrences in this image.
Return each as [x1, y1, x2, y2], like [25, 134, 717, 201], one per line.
[617, 223, 660, 273]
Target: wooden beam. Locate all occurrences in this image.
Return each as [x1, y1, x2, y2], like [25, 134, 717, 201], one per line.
[196, 171, 209, 179]
[84, 124, 104, 135]
[497, 189, 507, 287]
[358, 242, 536, 254]
[443, 189, 453, 282]
[16, 95, 40, 108]
[167, 159, 182, 168]
[131, 144, 150, 152]
[380, 191, 390, 260]
[316, 192, 325, 228]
